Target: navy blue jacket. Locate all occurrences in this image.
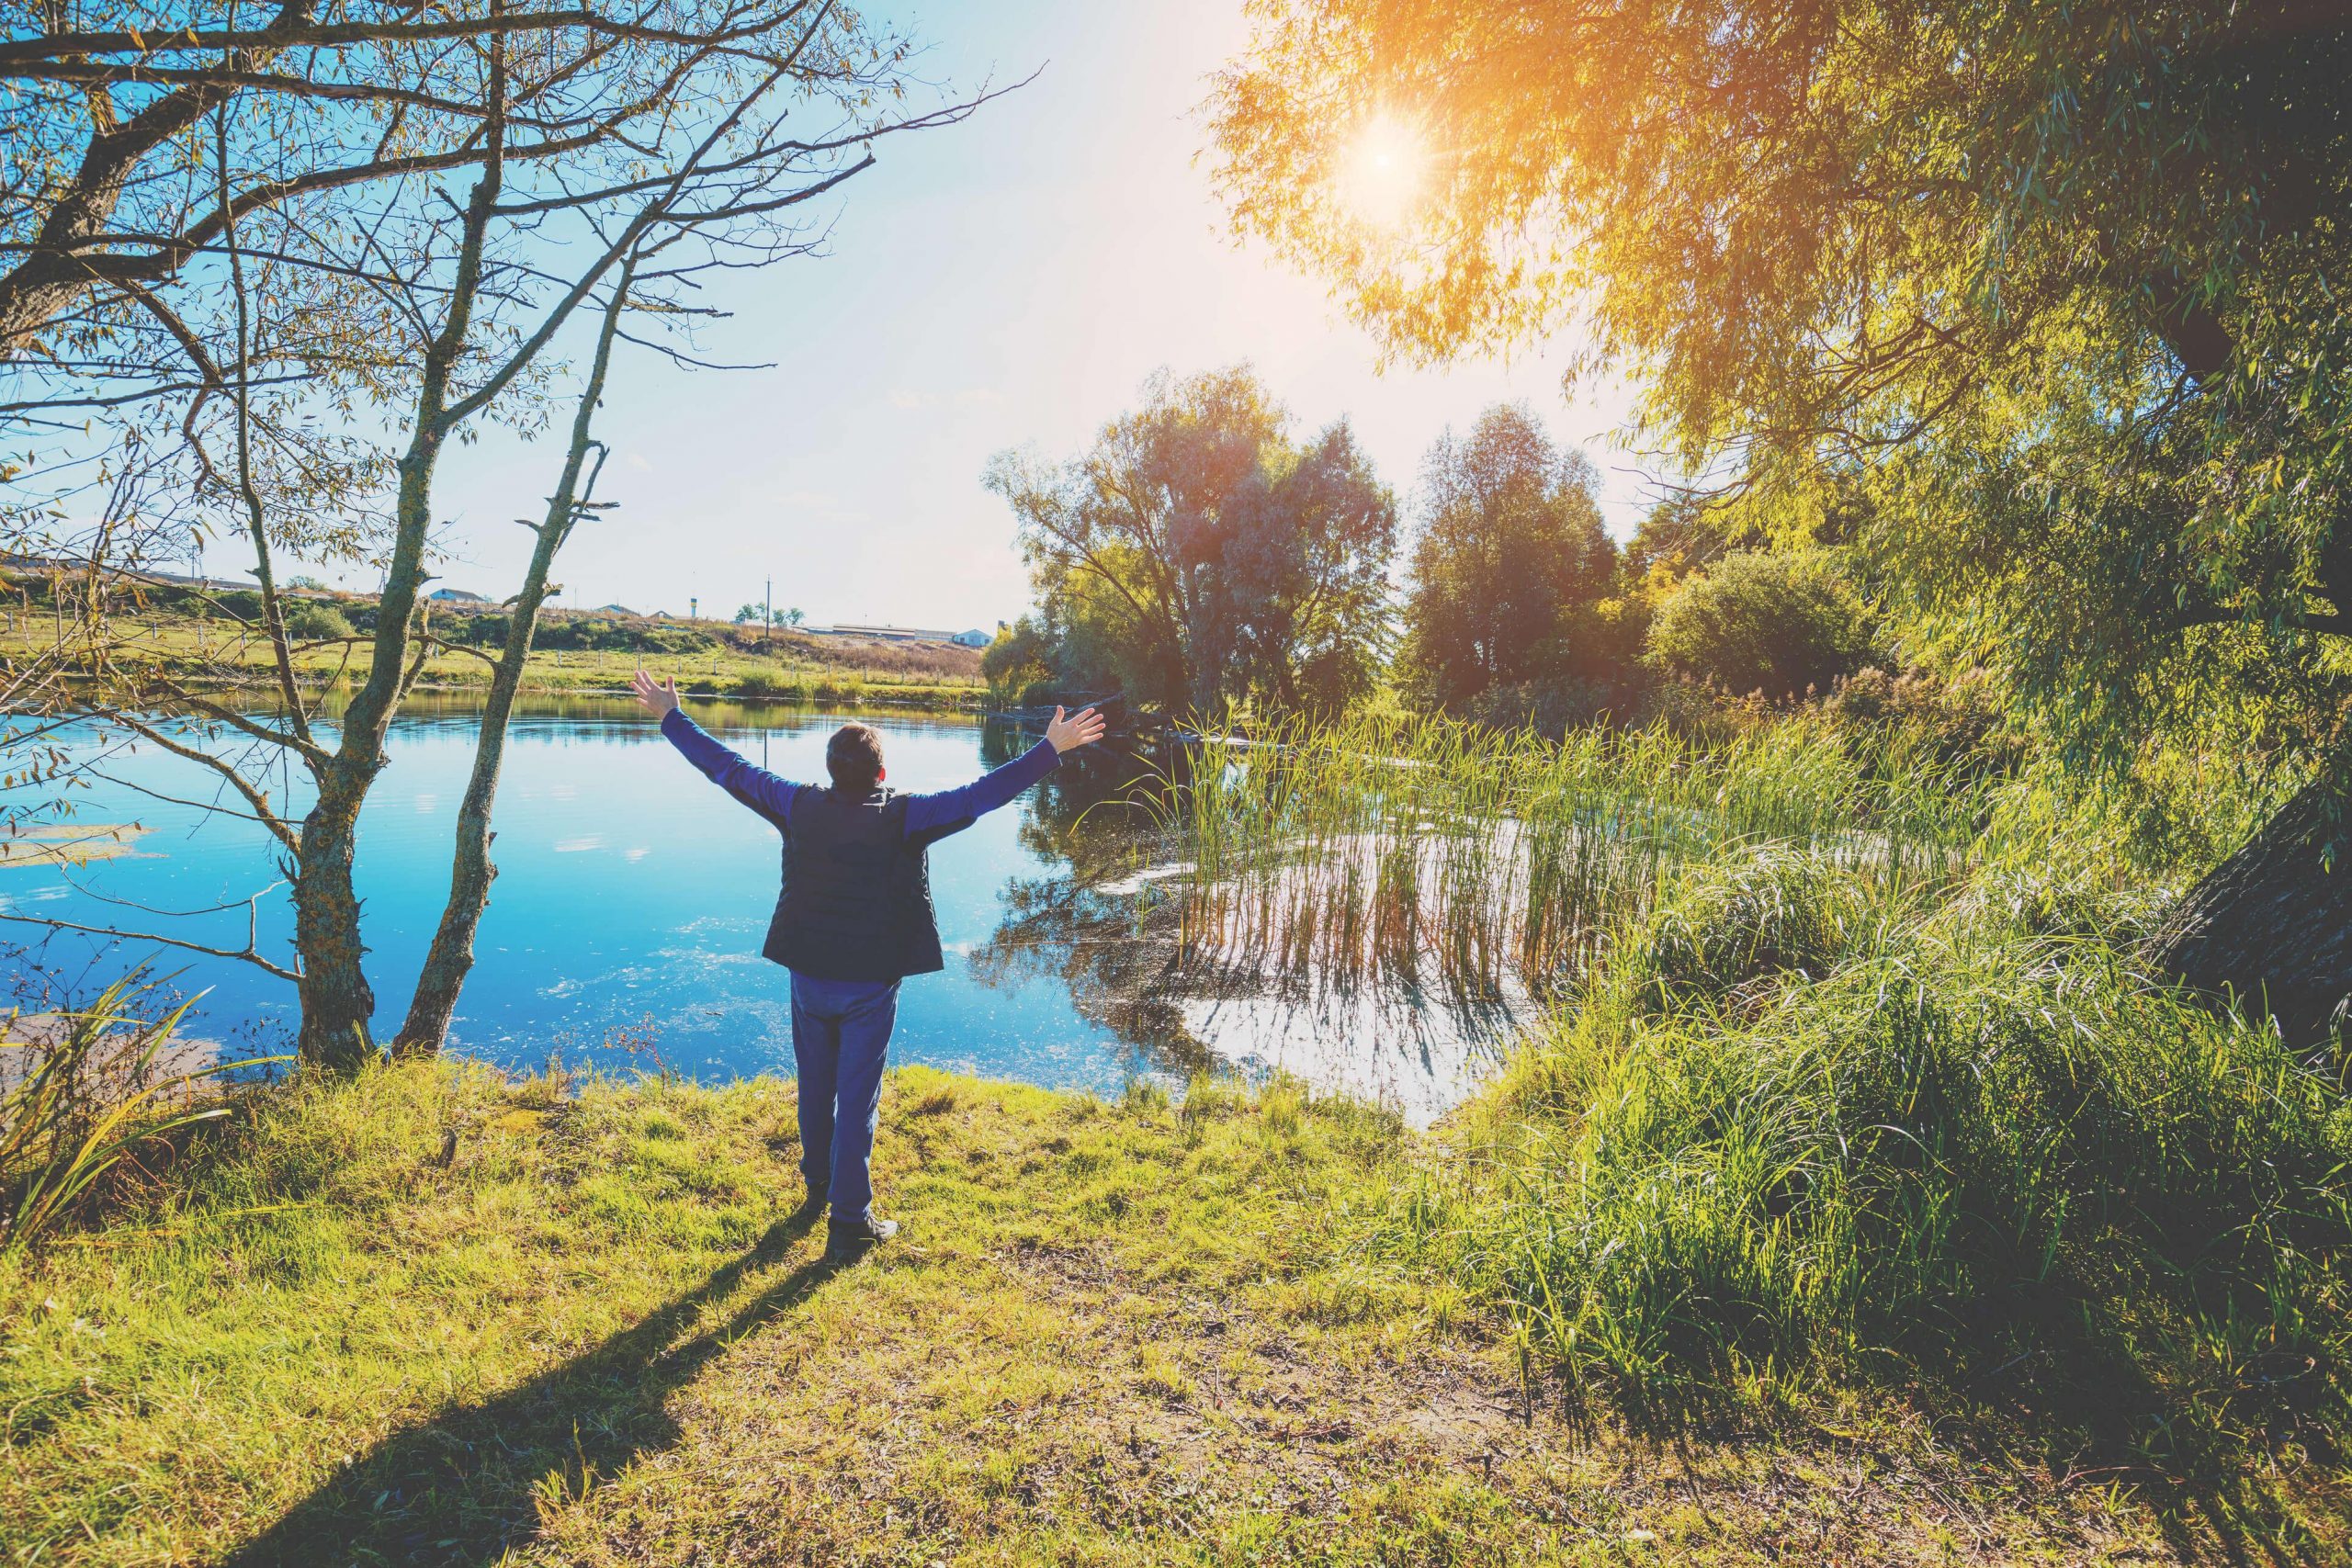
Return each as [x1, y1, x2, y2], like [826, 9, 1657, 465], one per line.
[660, 709, 1061, 978]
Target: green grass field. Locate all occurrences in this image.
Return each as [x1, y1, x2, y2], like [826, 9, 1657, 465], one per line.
[5, 1054, 2339, 1566]
[10, 605, 988, 712]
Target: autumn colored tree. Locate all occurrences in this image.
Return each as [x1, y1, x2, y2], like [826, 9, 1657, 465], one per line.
[989, 367, 1396, 716]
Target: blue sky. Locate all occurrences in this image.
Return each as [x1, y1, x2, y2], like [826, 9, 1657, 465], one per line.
[396, 0, 1641, 630]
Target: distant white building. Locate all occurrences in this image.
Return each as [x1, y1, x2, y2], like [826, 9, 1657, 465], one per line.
[951, 627, 991, 648]
[428, 587, 489, 604]
[823, 623, 967, 644]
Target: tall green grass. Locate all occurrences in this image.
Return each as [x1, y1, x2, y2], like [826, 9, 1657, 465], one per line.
[1368, 820, 2351, 1467]
[1158, 705, 2346, 1466]
[1154, 709, 1990, 998]
[0, 976, 267, 1257]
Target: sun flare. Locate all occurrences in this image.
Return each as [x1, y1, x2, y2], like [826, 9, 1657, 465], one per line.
[1339, 115, 1429, 228]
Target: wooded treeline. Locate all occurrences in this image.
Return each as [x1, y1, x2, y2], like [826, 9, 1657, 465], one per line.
[983, 372, 1922, 739]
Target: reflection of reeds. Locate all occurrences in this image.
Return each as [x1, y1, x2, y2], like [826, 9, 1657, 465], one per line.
[1145, 712, 1989, 999]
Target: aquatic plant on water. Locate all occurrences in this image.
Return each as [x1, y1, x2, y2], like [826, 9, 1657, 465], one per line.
[1145, 709, 1991, 999]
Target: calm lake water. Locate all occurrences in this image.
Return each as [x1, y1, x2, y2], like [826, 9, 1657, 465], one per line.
[1, 695, 1513, 1119]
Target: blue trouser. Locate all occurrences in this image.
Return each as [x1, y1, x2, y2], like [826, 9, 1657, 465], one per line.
[786, 973, 899, 1225]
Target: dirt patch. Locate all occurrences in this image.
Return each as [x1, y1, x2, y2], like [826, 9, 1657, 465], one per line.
[976, 1228, 2197, 1566]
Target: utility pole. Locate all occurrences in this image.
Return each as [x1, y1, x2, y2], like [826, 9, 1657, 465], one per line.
[764, 577, 773, 647]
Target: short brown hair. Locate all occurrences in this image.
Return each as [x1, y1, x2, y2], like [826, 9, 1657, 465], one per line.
[825, 723, 885, 793]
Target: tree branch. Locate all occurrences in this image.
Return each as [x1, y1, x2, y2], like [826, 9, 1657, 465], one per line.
[0, 911, 300, 984]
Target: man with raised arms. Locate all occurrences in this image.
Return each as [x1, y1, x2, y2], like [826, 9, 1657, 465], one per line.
[631, 667, 1106, 1260]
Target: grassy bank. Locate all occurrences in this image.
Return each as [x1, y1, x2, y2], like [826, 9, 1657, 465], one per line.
[4, 1054, 2342, 1565]
[14, 604, 987, 711]
[1378, 844, 2352, 1531]
[6, 704, 2347, 1563]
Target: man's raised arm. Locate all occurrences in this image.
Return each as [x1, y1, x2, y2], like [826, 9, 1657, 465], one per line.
[630, 666, 801, 823]
[902, 705, 1108, 839]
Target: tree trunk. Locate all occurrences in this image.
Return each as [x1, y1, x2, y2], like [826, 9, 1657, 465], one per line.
[292, 775, 379, 1068]
[2144, 770, 2352, 1051]
[284, 88, 503, 1069]
[389, 494, 557, 1056]
[390, 754, 500, 1055]
[393, 266, 631, 1055]
[280, 437, 436, 1070]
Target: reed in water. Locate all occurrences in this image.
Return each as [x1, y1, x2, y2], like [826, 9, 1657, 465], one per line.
[1150, 709, 1993, 998]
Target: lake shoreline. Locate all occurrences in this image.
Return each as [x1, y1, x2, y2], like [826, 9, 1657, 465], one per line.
[0, 1055, 2259, 1565]
[52, 668, 990, 714]
[9, 698, 1270, 1111]
[27, 600, 990, 716]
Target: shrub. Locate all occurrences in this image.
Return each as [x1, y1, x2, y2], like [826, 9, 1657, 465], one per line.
[731, 670, 831, 702]
[532, 615, 716, 655]
[1461, 675, 1634, 739]
[1627, 845, 1874, 1008]
[637, 622, 717, 656]
[281, 600, 355, 639]
[1645, 548, 1878, 699]
[1827, 666, 2020, 776]
[982, 617, 1055, 705]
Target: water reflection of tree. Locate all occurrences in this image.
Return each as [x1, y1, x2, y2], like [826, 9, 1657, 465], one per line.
[971, 723, 1531, 1108]
[967, 875, 1211, 1075]
[967, 730, 1216, 1075]
[1001, 732, 1170, 863]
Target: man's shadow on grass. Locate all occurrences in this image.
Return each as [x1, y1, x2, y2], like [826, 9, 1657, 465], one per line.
[222, 1207, 837, 1568]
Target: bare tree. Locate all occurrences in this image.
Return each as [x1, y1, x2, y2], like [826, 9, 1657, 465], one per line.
[2, 0, 1012, 1066]
[393, 253, 630, 1055]
[0, 0, 854, 353]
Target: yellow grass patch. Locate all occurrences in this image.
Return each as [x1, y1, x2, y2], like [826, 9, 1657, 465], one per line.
[0, 823, 148, 870]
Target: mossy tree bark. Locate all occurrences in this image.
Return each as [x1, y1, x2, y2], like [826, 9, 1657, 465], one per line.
[289, 77, 505, 1068]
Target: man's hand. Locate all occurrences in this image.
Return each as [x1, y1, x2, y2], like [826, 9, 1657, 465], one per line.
[1043, 705, 1107, 754]
[630, 665, 682, 719]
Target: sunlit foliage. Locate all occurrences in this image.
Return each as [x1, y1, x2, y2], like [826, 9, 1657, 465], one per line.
[1210, 0, 2352, 769]
[987, 367, 1397, 716]
[1645, 548, 1878, 701]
